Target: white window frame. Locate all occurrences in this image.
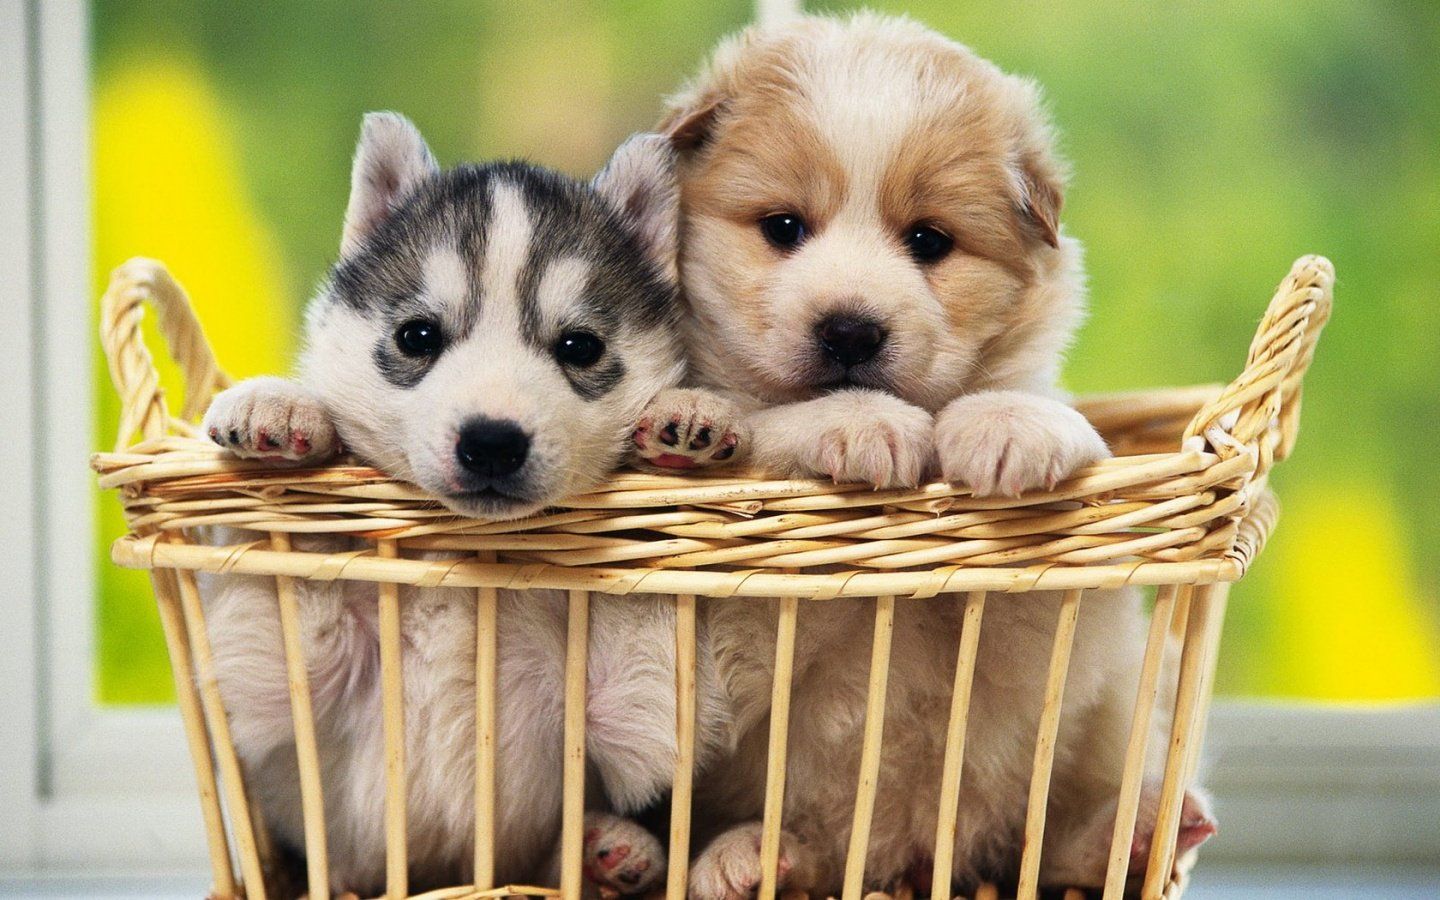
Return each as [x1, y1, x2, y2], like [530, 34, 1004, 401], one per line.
[2, 0, 209, 871]
[2, 0, 1437, 876]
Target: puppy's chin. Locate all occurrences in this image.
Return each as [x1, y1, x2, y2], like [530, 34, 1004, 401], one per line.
[438, 487, 545, 521]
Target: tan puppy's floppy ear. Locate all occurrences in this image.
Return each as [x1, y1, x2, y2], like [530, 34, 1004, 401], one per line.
[342, 112, 439, 257]
[593, 133, 681, 284]
[659, 94, 724, 152]
[1014, 152, 1064, 250]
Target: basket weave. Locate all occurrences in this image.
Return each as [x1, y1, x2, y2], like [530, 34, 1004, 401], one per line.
[93, 255, 1333, 900]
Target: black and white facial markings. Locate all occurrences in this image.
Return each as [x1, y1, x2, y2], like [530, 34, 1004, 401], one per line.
[299, 114, 685, 518]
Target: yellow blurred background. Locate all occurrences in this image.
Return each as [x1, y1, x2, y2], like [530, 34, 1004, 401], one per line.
[92, 0, 1440, 703]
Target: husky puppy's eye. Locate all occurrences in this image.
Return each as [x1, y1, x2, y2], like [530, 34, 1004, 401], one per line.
[395, 319, 444, 357]
[905, 225, 954, 263]
[760, 213, 807, 250]
[554, 330, 605, 368]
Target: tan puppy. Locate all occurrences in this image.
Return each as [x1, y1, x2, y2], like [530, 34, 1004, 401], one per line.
[639, 12, 1215, 897]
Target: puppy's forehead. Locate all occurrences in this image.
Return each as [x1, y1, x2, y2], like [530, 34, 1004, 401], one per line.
[699, 31, 989, 215]
[334, 163, 675, 342]
[477, 179, 534, 325]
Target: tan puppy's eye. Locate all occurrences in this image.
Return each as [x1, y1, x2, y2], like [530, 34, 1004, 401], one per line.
[759, 213, 807, 250]
[904, 225, 954, 264]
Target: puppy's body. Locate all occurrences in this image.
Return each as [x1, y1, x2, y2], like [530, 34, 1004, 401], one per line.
[693, 590, 1150, 891]
[199, 117, 731, 895]
[652, 14, 1212, 896]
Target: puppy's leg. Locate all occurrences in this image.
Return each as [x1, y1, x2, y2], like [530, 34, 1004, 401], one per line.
[688, 821, 819, 900]
[204, 376, 341, 462]
[201, 572, 300, 763]
[631, 387, 747, 471]
[200, 535, 365, 765]
[748, 389, 933, 488]
[934, 389, 1108, 496]
[1042, 783, 1216, 888]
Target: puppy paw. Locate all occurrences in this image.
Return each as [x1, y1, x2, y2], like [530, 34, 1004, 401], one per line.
[631, 388, 746, 471]
[583, 811, 666, 896]
[689, 822, 797, 900]
[935, 391, 1107, 496]
[202, 376, 340, 462]
[1128, 787, 1217, 877]
[802, 393, 932, 488]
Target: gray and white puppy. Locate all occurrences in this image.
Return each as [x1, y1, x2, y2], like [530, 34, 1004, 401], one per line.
[199, 114, 730, 897]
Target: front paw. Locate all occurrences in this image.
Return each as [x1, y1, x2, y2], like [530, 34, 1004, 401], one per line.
[203, 377, 340, 462]
[689, 823, 798, 900]
[935, 391, 1108, 496]
[583, 812, 666, 897]
[802, 394, 933, 488]
[631, 388, 746, 471]
[1127, 787, 1217, 877]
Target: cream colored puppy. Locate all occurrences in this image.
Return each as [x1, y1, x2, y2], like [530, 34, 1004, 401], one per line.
[637, 13, 1215, 897]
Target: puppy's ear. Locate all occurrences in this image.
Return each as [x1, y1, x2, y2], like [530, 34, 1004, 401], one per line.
[1017, 160, 1063, 249]
[341, 112, 438, 257]
[659, 94, 724, 152]
[656, 86, 725, 152]
[593, 133, 680, 284]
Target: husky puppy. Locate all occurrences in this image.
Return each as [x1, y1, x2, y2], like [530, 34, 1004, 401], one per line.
[631, 14, 1216, 897]
[198, 113, 731, 896]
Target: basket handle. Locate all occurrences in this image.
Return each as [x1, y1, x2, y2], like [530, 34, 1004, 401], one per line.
[100, 258, 232, 451]
[1183, 255, 1334, 476]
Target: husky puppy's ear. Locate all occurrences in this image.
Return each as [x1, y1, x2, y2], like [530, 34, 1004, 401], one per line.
[341, 111, 439, 257]
[592, 133, 680, 284]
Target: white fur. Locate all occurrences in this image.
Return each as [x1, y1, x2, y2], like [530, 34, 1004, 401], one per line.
[198, 116, 715, 895]
[423, 245, 471, 318]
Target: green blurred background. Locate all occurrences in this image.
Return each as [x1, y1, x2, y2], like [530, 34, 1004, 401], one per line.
[92, 0, 1440, 704]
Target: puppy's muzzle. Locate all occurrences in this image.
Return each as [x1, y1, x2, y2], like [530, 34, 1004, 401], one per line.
[456, 417, 530, 480]
[815, 314, 887, 368]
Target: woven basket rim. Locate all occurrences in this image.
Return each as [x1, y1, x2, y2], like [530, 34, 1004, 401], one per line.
[93, 255, 1332, 597]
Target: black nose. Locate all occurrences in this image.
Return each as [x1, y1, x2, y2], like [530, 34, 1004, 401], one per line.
[455, 419, 530, 479]
[815, 315, 887, 367]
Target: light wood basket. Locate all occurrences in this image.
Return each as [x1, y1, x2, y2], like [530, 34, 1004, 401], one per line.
[92, 255, 1333, 900]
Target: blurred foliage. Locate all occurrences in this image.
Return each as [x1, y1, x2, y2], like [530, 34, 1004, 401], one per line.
[93, 0, 1439, 704]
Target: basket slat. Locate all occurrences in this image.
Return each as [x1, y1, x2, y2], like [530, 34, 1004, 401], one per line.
[1015, 590, 1083, 900]
[929, 591, 987, 895]
[151, 567, 237, 898]
[667, 594, 700, 898]
[759, 594, 801, 900]
[1142, 585, 1221, 899]
[1103, 584, 1182, 899]
[378, 540, 408, 899]
[272, 531, 330, 899]
[560, 590, 590, 900]
[474, 555, 499, 892]
[841, 595, 896, 899]
[173, 563, 268, 899]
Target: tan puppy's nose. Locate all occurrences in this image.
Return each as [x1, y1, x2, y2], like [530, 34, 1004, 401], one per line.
[815, 314, 886, 367]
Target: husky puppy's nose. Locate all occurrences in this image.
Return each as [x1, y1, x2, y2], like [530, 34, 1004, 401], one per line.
[815, 314, 886, 367]
[456, 418, 530, 479]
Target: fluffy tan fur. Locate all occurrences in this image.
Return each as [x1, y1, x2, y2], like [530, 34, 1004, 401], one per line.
[653, 13, 1211, 897]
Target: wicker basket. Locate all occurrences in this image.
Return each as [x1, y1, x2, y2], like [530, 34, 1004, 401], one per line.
[92, 255, 1333, 900]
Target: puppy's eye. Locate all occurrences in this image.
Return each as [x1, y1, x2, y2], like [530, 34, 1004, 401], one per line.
[760, 213, 807, 250]
[554, 330, 605, 368]
[905, 225, 954, 263]
[395, 319, 444, 357]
